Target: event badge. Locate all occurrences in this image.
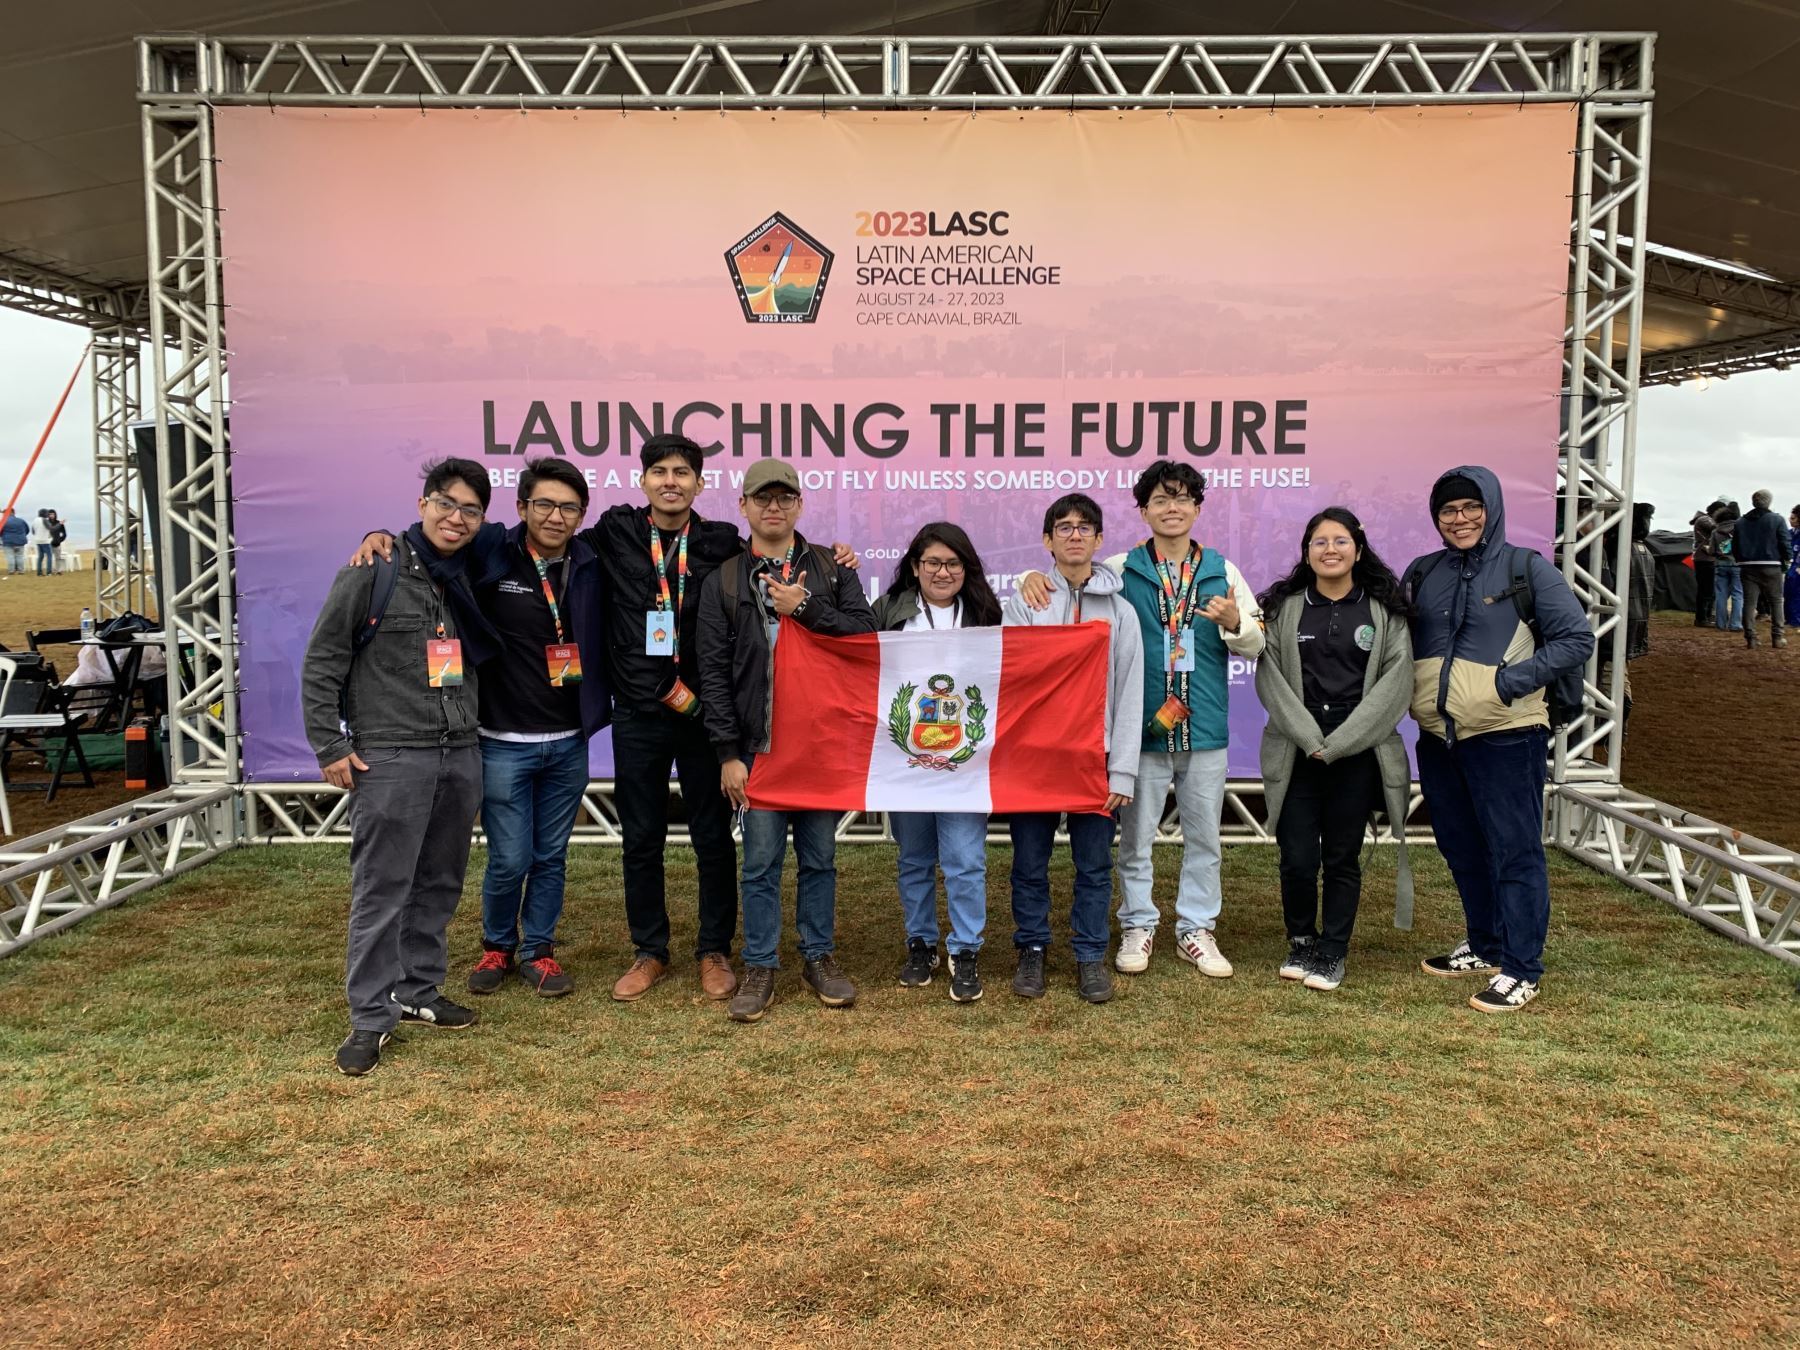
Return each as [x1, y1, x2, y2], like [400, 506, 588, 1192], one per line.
[644, 611, 676, 656]
[1166, 628, 1196, 674]
[426, 638, 463, 688]
[545, 643, 582, 687]
[1149, 694, 1191, 735]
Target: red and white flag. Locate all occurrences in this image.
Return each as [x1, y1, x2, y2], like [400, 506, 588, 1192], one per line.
[746, 620, 1110, 813]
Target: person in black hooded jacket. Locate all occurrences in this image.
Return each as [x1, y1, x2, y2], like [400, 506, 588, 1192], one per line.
[1405, 467, 1594, 1015]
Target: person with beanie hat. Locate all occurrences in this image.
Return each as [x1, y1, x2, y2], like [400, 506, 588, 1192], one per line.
[1734, 489, 1791, 648]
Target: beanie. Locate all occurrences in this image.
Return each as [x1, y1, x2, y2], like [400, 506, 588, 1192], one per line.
[1431, 473, 1483, 515]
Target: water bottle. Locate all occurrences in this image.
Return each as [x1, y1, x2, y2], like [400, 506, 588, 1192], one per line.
[80, 607, 94, 640]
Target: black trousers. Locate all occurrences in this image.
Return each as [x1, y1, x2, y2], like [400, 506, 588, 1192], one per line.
[1276, 746, 1381, 959]
[611, 703, 739, 962]
[1694, 558, 1715, 626]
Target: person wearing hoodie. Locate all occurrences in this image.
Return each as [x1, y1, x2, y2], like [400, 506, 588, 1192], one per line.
[1711, 500, 1743, 631]
[1001, 493, 1145, 1004]
[1256, 506, 1415, 992]
[1786, 506, 1800, 629]
[1733, 490, 1791, 649]
[1690, 502, 1722, 627]
[1406, 467, 1594, 1014]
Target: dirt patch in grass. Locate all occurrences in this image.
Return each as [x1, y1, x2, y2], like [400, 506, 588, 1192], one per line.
[2, 843, 1796, 1346]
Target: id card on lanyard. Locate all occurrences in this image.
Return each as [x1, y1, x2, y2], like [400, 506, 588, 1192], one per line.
[427, 621, 463, 688]
[646, 523, 688, 656]
[527, 544, 582, 686]
[1156, 544, 1202, 675]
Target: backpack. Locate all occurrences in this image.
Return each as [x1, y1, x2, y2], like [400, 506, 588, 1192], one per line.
[339, 550, 400, 724]
[1713, 518, 1736, 559]
[1403, 545, 1587, 732]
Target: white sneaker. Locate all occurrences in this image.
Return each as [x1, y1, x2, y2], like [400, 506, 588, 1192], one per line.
[1176, 928, 1233, 978]
[1115, 927, 1154, 974]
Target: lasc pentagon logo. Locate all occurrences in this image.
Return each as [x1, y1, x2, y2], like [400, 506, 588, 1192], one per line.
[725, 212, 833, 323]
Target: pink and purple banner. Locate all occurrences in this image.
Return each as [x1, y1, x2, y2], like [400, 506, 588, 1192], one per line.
[216, 104, 1575, 781]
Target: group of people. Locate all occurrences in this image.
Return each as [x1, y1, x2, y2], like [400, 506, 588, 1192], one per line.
[1689, 492, 1797, 643]
[303, 438, 1592, 1077]
[0, 508, 68, 576]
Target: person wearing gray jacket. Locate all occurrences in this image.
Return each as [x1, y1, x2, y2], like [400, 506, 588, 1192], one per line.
[1000, 493, 1144, 1004]
[302, 458, 498, 1077]
[1255, 507, 1415, 992]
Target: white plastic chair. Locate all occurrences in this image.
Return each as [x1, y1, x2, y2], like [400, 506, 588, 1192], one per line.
[1, 655, 79, 837]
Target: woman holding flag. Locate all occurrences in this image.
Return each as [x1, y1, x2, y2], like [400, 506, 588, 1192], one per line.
[872, 522, 1004, 1003]
[1254, 506, 1415, 993]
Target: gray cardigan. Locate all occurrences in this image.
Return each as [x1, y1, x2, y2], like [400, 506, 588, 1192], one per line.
[1255, 591, 1415, 929]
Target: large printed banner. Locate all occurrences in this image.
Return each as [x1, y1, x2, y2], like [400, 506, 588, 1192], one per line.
[216, 104, 1575, 781]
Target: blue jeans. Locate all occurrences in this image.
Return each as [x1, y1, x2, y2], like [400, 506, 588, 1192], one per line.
[1008, 811, 1116, 963]
[739, 754, 839, 968]
[1416, 728, 1551, 982]
[1714, 565, 1743, 630]
[2, 544, 21, 572]
[35, 543, 51, 576]
[891, 810, 988, 953]
[479, 735, 590, 960]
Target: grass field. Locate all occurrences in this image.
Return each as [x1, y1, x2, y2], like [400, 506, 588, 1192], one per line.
[2, 841, 1796, 1347]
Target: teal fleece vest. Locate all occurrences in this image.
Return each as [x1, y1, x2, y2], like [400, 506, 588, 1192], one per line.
[1122, 543, 1233, 752]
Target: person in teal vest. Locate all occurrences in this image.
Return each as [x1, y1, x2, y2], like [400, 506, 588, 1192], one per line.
[1017, 462, 1265, 978]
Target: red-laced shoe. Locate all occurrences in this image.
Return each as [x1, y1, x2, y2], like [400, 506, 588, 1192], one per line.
[519, 952, 574, 998]
[466, 947, 514, 996]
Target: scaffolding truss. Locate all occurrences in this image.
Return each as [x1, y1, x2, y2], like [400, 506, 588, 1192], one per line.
[91, 330, 145, 619]
[13, 29, 1778, 970]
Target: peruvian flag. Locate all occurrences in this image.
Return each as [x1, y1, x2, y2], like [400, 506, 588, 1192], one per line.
[746, 620, 1111, 813]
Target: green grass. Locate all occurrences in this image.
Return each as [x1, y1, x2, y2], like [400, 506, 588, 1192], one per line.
[2, 842, 1797, 1347]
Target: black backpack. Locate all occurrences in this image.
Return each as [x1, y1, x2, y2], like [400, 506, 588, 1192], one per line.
[352, 551, 400, 655]
[1403, 545, 1587, 732]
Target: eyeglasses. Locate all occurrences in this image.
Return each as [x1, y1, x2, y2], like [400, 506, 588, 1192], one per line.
[1052, 522, 1097, 539]
[426, 493, 485, 523]
[1308, 536, 1356, 551]
[1436, 503, 1486, 522]
[917, 558, 965, 575]
[749, 492, 802, 511]
[524, 498, 585, 520]
[1145, 495, 1196, 510]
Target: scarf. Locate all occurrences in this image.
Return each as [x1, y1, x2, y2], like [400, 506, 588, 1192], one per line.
[404, 522, 500, 667]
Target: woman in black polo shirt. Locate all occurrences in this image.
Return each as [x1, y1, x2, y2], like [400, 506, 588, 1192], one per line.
[1255, 507, 1415, 991]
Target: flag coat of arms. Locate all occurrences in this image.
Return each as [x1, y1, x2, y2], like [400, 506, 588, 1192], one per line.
[746, 620, 1111, 812]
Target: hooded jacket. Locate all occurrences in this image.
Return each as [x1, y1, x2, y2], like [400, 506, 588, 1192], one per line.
[1001, 565, 1145, 797]
[1405, 465, 1594, 742]
[1733, 505, 1791, 567]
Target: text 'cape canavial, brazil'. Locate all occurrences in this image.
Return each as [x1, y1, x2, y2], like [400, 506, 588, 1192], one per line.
[747, 621, 1111, 813]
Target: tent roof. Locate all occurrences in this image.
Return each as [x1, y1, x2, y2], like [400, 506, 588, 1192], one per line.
[2, 1, 1796, 359]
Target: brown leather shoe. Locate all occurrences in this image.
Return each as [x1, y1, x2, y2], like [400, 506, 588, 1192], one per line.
[698, 952, 738, 1001]
[611, 955, 668, 1002]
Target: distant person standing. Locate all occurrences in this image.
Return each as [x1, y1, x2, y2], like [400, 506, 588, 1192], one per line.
[1690, 501, 1722, 628]
[1711, 501, 1743, 631]
[33, 511, 53, 576]
[45, 511, 68, 574]
[1735, 490, 1791, 649]
[0, 511, 26, 573]
[1786, 506, 1800, 630]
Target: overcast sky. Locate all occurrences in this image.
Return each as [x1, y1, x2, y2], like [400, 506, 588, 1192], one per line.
[3, 305, 1796, 546]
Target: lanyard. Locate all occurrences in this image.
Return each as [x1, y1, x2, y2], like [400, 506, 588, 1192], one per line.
[649, 521, 690, 621]
[922, 597, 959, 629]
[525, 543, 567, 644]
[755, 542, 797, 585]
[1153, 542, 1201, 630]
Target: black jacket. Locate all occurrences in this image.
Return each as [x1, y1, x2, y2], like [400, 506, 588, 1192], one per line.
[1734, 506, 1792, 567]
[695, 532, 876, 763]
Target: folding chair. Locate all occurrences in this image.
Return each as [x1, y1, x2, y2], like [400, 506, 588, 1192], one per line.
[0, 656, 96, 832]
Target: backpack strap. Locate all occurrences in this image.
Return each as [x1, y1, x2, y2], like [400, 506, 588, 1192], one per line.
[1401, 551, 1442, 605]
[351, 550, 400, 655]
[1509, 546, 1537, 632]
[803, 543, 839, 592]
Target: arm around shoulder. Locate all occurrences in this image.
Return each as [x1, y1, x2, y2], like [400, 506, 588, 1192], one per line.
[1222, 561, 1266, 657]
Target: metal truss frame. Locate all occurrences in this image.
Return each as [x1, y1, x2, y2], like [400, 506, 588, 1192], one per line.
[1639, 253, 1800, 385]
[91, 328, 146, 619]
[1639, 326, 1800, 386]
[21, 30, 1784, 967]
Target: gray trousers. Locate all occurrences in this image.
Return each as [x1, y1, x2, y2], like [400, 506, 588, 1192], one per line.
[1741, 566, 1785, 644]
[345, 744, 483, 1031]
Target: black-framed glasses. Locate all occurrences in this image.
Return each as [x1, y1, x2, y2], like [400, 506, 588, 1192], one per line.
[1053, 522, 1097, 539]
[1436, 503, 1486, 523]
[426, 493, 485, 523]
[749, 491, 802, 511]
[524, 498, 585, 520]
[917, 558, 965, 574]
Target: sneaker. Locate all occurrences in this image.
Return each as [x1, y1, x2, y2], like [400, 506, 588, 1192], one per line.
[728, 966, 776, 1022]
[1469, 974, 1540, 1013]
[466, 947, 514, 995]
[948, 950, 983, 1003]
[1115, 926, 1154, 974]
[394, 994, 478, 1029]
[1012, 945, 1047, 999]
[898, 938, 940, 988]
[1421, 940, 1497, 978]
[1076, 960, 1114, 1004]
[1302, 952, 1346, 991]
[802, 954, 857, 1007]
[518, 952, 573, 998]
[1175, 928, 1234, 978]
[334, 1029, 391, 1077]
[1278, 936, 1315, 981]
